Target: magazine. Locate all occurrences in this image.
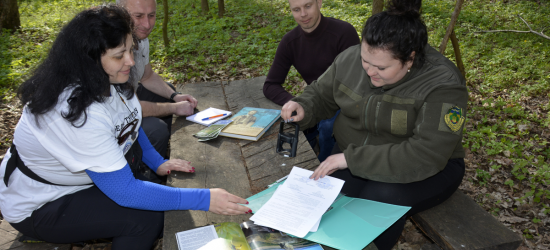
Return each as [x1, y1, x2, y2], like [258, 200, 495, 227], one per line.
[219, 107, 281, 141]
[176, 221, 324, 250]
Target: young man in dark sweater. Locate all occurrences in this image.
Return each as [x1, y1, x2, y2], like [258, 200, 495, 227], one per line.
[263, 0, 359, 161]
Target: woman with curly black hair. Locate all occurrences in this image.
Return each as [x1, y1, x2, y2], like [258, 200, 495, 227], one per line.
[281, 0, 468, 249]
[0, 5, 250, 249]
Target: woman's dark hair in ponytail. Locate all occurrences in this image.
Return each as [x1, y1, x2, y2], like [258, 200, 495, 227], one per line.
[361, 0, 427, 68]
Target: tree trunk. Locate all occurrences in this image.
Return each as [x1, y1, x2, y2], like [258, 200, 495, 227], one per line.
[450, 30, 466, 78]
[0, 0, 21, 32]
[218, 0, 224, 18]
[439, 0, 464, 53]
[372, 0, 384, 15]
[162, 0, 169, 47]
[201, 0, 209, 15]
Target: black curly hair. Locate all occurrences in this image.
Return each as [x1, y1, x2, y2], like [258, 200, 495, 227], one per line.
[361, 0, 428, 68]
[18, 4, 138, 127]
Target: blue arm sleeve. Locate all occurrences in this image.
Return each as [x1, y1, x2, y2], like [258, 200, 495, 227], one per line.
[86, 165, 210, 211]
[138, 127, 168, 172]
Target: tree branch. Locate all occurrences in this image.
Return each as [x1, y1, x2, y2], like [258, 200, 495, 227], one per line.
[474, 15, 550, 40]
[439, 0, 464, 54]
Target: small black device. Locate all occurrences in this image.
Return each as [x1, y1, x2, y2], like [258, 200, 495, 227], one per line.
[276, 121, 300, 157]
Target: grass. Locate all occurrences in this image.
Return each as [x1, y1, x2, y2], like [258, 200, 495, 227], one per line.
[1, 0, 550, 243]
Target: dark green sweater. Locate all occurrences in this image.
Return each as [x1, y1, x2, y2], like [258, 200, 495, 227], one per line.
[293, 44, 468, 183]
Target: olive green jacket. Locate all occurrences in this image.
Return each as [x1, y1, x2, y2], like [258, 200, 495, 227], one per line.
[293, 45, 468, 183]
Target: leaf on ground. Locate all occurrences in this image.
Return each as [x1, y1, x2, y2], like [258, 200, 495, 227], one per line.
[500, 215, 529, 223]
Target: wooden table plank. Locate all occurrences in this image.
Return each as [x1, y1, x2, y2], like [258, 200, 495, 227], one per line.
[163, 78, 320, 250]
[164, 81, 252, 250]
[223, 77, 319, 191]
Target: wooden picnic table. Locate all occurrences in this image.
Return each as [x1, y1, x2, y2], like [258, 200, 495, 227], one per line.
[161, 78, 522, 250]
[162, 76, 320, 250]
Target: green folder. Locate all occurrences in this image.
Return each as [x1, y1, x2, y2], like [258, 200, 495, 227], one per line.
[246, 182, 410, 250]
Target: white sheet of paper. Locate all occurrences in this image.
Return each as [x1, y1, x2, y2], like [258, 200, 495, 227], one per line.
[175, 225, 218, 250]
[310, 217, 320, 232]
[196, 238, 233, 250]
[250, 166, 344, 237]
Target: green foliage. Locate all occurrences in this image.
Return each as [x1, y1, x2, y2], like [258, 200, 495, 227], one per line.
[0, 0, 108, 98]
[476, 168, 491, 186]
[148, 0, 299, 82]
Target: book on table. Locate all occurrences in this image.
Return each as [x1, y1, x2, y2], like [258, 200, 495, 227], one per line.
[219, 107, 281, 141]
[175, 221, 324, 250]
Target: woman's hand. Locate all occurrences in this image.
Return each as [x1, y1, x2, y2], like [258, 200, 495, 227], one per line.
[156, 159, 195, 176]
[209, 188, 252, 215]
[281, 101, 305, 123]
[310, 153, 348, 180]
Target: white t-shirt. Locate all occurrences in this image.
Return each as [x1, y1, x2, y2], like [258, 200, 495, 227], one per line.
[130, 38, 150, 89]
[0, 85, 142, 223]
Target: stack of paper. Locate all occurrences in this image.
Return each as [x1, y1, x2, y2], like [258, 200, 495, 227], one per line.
[245, 169, 412, 250]
[249, 167, 344, 238]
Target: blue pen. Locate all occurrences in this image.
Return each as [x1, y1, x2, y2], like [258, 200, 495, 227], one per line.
[201, 113, 227, 121]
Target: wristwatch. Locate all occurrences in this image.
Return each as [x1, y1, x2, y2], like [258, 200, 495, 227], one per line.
[169, 92, 182, 102]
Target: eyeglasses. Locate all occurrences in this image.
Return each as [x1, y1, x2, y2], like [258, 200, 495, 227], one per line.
[117, 118, 139, 145]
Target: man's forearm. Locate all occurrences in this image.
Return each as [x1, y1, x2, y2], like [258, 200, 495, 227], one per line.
[140, 100, 174, 117]
[263, 81, 294, 106]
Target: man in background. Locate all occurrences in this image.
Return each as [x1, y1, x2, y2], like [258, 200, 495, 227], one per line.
[117, 0, 197, 159]
[263, 0, 359, 161]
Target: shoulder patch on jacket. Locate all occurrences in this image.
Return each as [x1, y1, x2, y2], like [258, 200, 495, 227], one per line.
[438, 103, 465, 134]
[338, 84, 362, 101]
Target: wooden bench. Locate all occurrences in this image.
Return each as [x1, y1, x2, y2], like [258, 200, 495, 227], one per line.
[412, 190, 522, 250]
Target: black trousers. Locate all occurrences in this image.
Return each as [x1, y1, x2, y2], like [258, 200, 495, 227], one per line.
[329, 144, 465, 250]
[10, 186, 164, 250]
[136, 82, 175, 159]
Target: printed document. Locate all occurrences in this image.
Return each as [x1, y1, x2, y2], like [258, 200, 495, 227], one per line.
[175, 225, 218, 250]
[250, 166, 344, 237]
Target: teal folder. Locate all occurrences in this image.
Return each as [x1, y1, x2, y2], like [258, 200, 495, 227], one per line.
[246, 182, 410, 250]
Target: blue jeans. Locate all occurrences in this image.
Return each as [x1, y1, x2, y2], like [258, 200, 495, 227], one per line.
[317, 110, 340, 162]
[304, 110, 340, 162]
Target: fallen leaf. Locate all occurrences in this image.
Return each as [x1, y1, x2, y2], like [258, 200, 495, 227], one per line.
[500, 215, 529, 223]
